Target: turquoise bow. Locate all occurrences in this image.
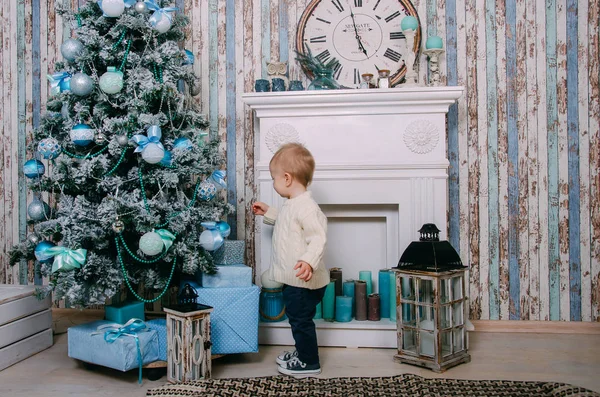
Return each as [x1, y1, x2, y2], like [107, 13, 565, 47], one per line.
[210, 170, 227, 190]
[47, 72, 71, 96]
[146, 1, 178, 27]
[183, 49, 194, 66]
[97, 0, 136, 16]
[95, 318, 148, 384]
[155, 229, 176, 251]
[46, 246, 87, 273]
[132, 125, 164, 153]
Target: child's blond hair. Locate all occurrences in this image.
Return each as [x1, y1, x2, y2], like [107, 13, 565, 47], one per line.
[270, 142, 315, 187]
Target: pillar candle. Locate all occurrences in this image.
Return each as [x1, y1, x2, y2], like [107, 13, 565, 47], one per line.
[335, 296, 353, 322]
[322, 281, 336, 321]
[378, 269, 390, 318]
[354, 280, 368, 321]
[329, 267, 343, 296]
[389, 271, 397, 321]
[358, 270, 372, 296]
[314, 301, 322, 319]
[367, 294, 381, 321]
[342, 280, 355, 316]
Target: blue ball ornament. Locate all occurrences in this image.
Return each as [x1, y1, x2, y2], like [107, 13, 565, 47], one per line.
[198, 180, 217, 201]
[216, 221, 231, 238]
[23, 159, 45, 179]
[34, 241, 55, 263]
[38, 138, 61, 160]
[174, 137, 193, 151]
[70, 124, 95, 146]
[28, 199, 51, 221]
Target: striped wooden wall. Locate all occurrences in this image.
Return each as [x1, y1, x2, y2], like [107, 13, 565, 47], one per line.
[0, 0, 598, 321]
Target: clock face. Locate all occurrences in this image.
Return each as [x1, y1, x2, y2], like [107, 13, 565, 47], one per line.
[296, 0, 421, 88]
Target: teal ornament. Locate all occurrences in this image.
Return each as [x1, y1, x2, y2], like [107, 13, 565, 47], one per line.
[400, 15, 419, 31]
[198, 179, 216, 201]
[28, 199, 51, 221]
[425, 36, 443, 49]
[47, 72, 71, 96]
[46, 246, 87, 273]
[38, 137, 61, 160]
[70, 72, 94, 97]
[139, 231, 164, 256]
[146, 1, 178, 33]
[182, 49, 194, 65]
[215, 221, 231, 238]
[34, 241, 56, 263]
[209, 170, 227, 190]
[70, 124, 95, 146]
[99, 66, 124, 94]
[173, 137, 193, 150]
[159, 150, 172, 166]
[23, 159, 45, 179]
[132, 125, 165, 164]
[60, 39, 83, 62]
[199, 222, 224, 251]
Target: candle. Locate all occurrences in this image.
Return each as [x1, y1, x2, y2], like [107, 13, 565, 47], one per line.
[329, 268, 343, 296]
[343, 280, 355, 317]
[358, 270, 372, 296]
[354, 280, 368, 321]
[314, 301, 322, 319]
[378, 270, 390, 318]
[335, 296, 353, 322]
[322, 281, 336, 321]
[389, 271, 397, 321]
[367, 294, 381, 321]
[425, 36, 444, 49]
[400, 15, 418, 31]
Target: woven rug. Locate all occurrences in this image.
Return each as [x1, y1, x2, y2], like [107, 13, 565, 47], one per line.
[147, 374, 599, 397]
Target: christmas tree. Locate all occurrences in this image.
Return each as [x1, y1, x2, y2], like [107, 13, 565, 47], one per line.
[10, 0, 231, 308]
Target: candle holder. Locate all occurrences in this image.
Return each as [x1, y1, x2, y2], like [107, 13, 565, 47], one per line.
[402, 29, 418, 87]
[360, 73, 374, 89]
[423, 48, 445, 87]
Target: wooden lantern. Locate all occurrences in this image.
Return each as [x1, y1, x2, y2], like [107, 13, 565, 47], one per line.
[164, 303, 213, 383]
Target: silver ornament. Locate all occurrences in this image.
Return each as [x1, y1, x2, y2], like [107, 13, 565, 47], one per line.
[70, 72, 94, 97]
[189, 80, 201, 96]
[134, 1, 147, 13]
[116, 135, 129, 146]
[61, 39, 83, 62]
[112, 219, 125, 233]
[27, 233, 42, 245]
[28, 200, 51, 221]
[94, 133, 107, 145]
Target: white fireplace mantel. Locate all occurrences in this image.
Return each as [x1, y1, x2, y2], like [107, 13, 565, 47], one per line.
[242, 87, 463, 348]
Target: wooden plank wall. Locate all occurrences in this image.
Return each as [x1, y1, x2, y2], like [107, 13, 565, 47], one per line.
[0, 0, 598, 321]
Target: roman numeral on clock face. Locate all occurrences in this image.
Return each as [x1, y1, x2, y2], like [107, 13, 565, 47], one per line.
[334, 63, 343, 80]
[316, 17, 331, 24]
[385, 11, 401, 22]
[390, 32, 405, 40]
[310, 35, 327, 43]
[384, 48, 402, 62]
[354, 0, 362, 6]
[331, 0, 344, 12]
[372, 0, 381, 11]
[315, 49, 331, 63]
[354, 68, 361, 85]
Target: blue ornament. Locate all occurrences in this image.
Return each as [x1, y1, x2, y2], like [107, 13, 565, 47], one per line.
[70, 124, 95, 146]
[23, 159, 45, 179]
[34, 241, 56, 263]
[174, 137, 193, 151]
[38, 138, 61, 160]
[199, 222, 224, 251]
[216, 221, 231, 238]
[160, 150, 172, 166]
[28, 199, 51, 221]
[198, 180, 216, 201]
[70, 72, 94, 97]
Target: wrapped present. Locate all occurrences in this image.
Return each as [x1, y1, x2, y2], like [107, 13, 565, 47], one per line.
[68, 319, 159, 383]
[146, 319, 167, 362]
[201, 264, 252, 288]
[212, 240, 245, 265]
[195, 285, 259, 354]
[105, 300, 145, 324]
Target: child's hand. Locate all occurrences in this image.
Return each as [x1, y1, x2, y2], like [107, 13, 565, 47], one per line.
[252, 201, 269, 216]
[294, 261, 313, 282]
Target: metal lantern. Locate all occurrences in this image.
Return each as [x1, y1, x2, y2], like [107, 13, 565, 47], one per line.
[164, 302, 213, 383]
[393, 223, 470, 372]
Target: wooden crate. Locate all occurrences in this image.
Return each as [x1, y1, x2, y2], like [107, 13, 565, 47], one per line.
[0, 285, 53, 371]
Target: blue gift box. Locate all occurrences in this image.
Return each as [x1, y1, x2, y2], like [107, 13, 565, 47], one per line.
[68, 320, 160, 372]
[212, 240, 245, 265]
[201, 264, 252, 288]
[146, 319, 167, 362]
[105, 300, 145, 324]
[195, 285, 260, 354]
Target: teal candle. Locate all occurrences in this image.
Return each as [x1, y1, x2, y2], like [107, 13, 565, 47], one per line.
[400, 15, 418, 31]
[335, 296, 352, 322]
[343, 280, 355, 316]
[314, 301, 322, 319]
[378, 270, 390, 318]
[359, 271, 372, 296]
[389, 271, 397, 321]
[426, 35, 444, 49]
[322, 281, 336, 320]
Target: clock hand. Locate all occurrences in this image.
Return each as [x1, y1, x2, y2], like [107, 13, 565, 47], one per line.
[349, 8, 369, 58]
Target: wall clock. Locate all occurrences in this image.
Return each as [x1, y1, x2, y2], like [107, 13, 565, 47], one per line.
[296, 0, 421, 89]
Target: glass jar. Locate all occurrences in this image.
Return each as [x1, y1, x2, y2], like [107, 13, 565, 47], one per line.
[259, 287, 287, 322]
[378, 69, 391, 88]
[308, 68, 340, 90]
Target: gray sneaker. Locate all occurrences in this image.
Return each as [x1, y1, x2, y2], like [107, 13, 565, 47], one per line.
[275, 350, 298, 366]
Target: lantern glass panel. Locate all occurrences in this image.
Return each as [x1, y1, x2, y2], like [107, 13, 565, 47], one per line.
[418, 279, 434, 304]
[402, 329, 417, 353]
[440, 278, 451, 303]
[453, 328, 465, 352]
[453, 302, 464, 326]
[441, 330, 452, 357]
[401, 277, 415, 301]
[418, 306, 435, 329]
[419, 330, 435, 357]
[440, 304, 451, 328]
[452, 276, 463, 300]
[402, 303, 416, 326]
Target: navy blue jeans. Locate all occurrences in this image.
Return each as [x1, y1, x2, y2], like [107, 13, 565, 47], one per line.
[282, 285, 327, 366]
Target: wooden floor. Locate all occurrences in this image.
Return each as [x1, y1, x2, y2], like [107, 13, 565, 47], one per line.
[0, 310, 598, 397]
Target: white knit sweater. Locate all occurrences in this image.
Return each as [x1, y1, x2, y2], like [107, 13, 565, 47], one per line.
[263, 191, 330, 290]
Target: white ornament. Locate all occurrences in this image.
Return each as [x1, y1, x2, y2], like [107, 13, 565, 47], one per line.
[101, 0, 125, 17]
[265, 123, 300, 154]
[149, 11, 172, 33]
[261, 269, 283, 289]
[139, 231, 164, 256]
[403, 120, 439, 154]
[141, 143, 165, 164]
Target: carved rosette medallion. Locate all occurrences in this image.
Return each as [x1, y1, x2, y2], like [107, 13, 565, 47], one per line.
[265, 123, 300, 153]
[403, 120, 439, 154]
